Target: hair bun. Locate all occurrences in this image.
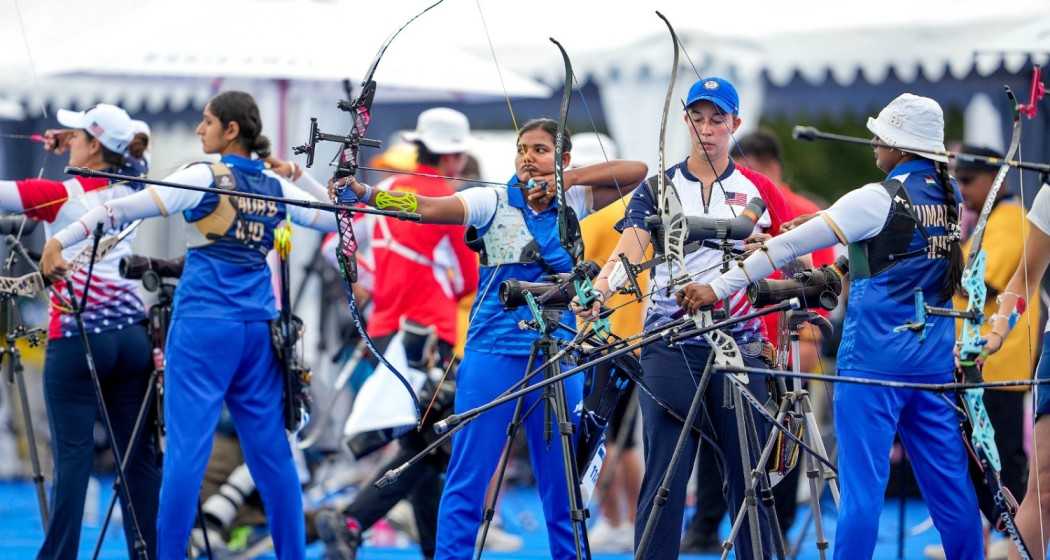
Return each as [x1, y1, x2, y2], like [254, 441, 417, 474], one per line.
[252, 134, 272, 159]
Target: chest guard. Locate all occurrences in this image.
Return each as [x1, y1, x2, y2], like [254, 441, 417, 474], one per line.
[847, 179, 931, 279]
[465, 188, 554, 271]
[184, 162, 285, 261]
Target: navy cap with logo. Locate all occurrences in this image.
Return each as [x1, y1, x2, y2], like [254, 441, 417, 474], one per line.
[685, 77, 739, 115]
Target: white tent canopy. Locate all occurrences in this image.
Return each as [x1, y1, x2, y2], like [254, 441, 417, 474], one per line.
[0, 0, 551, 115]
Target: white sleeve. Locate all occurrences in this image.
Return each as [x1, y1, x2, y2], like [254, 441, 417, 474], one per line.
[53, 188, 166, 248]
[0, 181, 25, 212]
[821, 183, 893, 244]
[566, 186, 594, 220]
[294, 171, 330, 202]
[53, 165, 212, 248]
[277, 175, 338, 232]
[1027, 184, 1050, 236]
[453, 187, 499, 228]
[709, 213, 841, 300]
[145, 164, 212, 216]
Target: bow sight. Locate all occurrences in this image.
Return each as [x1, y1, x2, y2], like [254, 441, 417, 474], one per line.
[292, 116, 383, 174]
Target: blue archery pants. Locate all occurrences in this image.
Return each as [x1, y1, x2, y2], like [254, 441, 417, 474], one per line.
[634, 341, 774, 560]
[834, 370, 982, 559]
[436, 349, 583, 560]
[157, 318, 305, 560]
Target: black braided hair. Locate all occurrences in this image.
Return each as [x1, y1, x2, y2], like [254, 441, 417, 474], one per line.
[935, 160, 963, 298]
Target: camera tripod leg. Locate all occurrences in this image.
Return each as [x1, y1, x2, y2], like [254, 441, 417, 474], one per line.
[476, 343, 540, 560]
[92, 369, 158, 558]
[7, 342, 49, 528]
[635, 351, 715, 559]
[545, 337, 591, 560]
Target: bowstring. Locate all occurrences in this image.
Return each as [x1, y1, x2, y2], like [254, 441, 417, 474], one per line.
[418, 0, 519, 429]
[677, 37, 838, 415]
[1015, 121, 1044, 554]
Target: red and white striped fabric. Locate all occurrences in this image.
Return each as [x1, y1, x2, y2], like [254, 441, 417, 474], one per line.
[641, 161, 793, 340]
[16, 176, 145, 339]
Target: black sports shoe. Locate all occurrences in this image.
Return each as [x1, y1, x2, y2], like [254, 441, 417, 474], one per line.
[680, 528, 723, 553]
[315, 508, 363, 560]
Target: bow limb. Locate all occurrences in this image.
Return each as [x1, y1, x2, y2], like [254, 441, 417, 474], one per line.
[7, 0, 50, 272]
[549, 38, 579, 265]
[956, 81, 1035, 557]
[329, 3, 453, 425]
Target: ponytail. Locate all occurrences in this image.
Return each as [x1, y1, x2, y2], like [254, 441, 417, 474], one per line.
[936, 160, 963, 298]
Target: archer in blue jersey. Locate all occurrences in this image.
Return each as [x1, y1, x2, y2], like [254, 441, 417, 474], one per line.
[340, 118, 646, 560]
[693, 94, 984, 558]
[43, 91, 338, 560]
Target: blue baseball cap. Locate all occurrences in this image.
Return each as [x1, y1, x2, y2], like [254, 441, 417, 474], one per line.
[685, 77, 739, 115]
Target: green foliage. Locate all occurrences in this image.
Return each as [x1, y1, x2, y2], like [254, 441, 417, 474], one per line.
[759, 106, 965, 205]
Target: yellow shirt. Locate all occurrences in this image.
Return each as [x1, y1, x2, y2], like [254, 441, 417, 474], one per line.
[581, 194, 650, 339]
[954, 200, 1040, 388]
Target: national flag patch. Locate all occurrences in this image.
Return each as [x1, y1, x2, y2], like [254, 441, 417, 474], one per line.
[725, 191, 748, 205]
[88, 121, 105, 138]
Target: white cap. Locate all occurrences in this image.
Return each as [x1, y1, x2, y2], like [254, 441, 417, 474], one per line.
[570, 132, 618, 168]
[866, 93, 948, 163]
[130, 119, 151, 138]
[57, 104, 135, 155]
[401, 108, 471, 154]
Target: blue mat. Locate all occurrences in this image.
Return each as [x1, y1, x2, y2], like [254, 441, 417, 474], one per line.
[0, 478, 986, 559]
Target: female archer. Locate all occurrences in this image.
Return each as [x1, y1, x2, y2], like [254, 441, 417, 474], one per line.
[577, 76, 789, 559]
[336, 117, 646, 559]
[0, 103, 159, 560]
[688, 93, 985, 558]
[40, 91, 337, 560]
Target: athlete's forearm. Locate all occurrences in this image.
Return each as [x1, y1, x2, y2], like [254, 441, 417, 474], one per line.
[991, 224, 1050, 337]
[593, 227, 652, 297]
[710, 214, 839, 299]
[344, 177, 465, 225]
[567, 160, 647, 191]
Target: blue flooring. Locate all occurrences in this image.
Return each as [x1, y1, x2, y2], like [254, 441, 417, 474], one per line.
[0, 478, 996, 559]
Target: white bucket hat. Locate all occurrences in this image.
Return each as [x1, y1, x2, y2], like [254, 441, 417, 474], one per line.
[866, 93, 948, 163]
[402, 108, 471, 155]
[57, 104, 135, 155]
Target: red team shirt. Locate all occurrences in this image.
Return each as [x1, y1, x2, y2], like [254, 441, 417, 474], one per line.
[365, 165, 479, 345]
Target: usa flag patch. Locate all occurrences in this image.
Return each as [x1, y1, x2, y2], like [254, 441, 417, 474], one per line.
[725, 191, 748, 205]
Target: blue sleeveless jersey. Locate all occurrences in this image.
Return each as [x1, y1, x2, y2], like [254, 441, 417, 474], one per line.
[837, 159, 957, 377]
[172, 155, 286, 321]
[465, 182, 576, 356]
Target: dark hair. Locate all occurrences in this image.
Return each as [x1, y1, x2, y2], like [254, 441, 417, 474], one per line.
[96, 131, 149, 167]
[736, 130, 781, 164]
[414, 140, 442, 167]
[955, 144, 1004, 174]
[518, 118, 572, 153]
[207, 90, 271, 158]
[935, 160, 963, 298]
[462, 153, 481, 181]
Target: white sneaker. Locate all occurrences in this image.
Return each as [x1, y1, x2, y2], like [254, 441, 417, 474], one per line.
[476, 524, 524, 552]
[589, 519, 634, 553]
[385, 500, 419, 542]
[987, 538, 1012, 560]
[922, 544, 946, 560]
